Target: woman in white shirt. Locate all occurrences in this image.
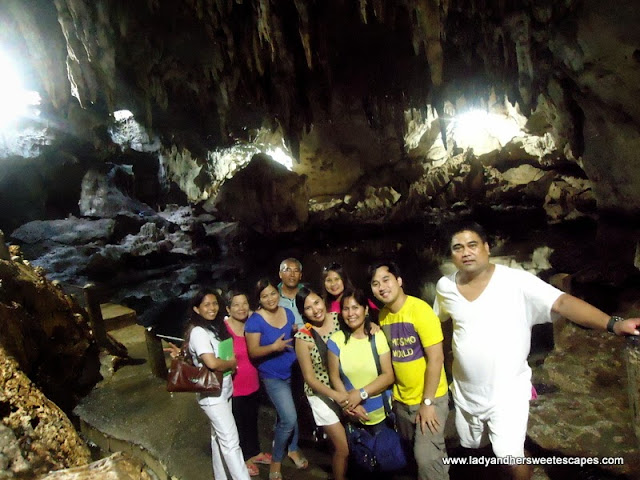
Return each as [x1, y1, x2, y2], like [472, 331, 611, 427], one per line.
[185, 289, 250, 480]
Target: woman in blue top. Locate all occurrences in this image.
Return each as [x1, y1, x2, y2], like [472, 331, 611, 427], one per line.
[245, 278, 308, 480]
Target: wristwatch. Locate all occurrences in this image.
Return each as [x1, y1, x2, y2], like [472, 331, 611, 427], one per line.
[359, 388, 369, 400]
[607, 315, 624, 333]
[423, 398, 433, 406]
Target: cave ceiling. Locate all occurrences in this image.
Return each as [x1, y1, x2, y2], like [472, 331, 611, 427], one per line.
[1, 0, 640, 216]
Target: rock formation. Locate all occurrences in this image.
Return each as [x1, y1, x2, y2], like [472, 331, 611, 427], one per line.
[0, 242, 101, 411]
[0, 347, 91, 478]
[0, 0, 638, 231]
[38, 452, 153, 480]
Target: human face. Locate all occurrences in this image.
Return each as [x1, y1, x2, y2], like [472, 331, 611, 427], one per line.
[370, 266, 403, 306]
[279, 261, 302, 289]
[193, 294, 219, 321]
[259, 285, 280, 311]
[227, 294, 249, 322]
[341, 296, 367, 332]
[324, 270, 345, 298]
[450, 230, 491, 276]
[303, 292, 326, 323]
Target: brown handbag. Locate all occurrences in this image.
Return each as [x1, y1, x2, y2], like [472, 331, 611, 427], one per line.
[166, 343, 223, 394]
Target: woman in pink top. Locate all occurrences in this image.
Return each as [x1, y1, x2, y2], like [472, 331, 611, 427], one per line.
[322, 263, 354, 313]
[225, 290, 272, 476]
[322, 263, 379, 320]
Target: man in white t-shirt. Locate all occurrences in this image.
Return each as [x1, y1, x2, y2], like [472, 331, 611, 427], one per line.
[434, 221, 640, 480]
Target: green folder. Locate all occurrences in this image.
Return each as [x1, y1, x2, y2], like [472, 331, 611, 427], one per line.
[218, 338, 234, 377]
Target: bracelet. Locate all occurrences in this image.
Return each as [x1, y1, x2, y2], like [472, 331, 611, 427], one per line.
[606, 315, 624, 333]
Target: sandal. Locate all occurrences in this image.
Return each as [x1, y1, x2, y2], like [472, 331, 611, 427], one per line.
[246, 462, 259, 477]
[268, 472, 283, 480]
[287, 451, 309, 470]
[252, 452, 272, 465]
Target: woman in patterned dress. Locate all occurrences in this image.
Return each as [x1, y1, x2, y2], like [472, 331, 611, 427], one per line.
[294, 286, 351, 480]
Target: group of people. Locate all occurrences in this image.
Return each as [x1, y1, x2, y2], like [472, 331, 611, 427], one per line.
[174, 221, 640, 480]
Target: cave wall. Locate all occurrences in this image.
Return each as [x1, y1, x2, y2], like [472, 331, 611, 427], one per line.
[0, 0, 639, 231]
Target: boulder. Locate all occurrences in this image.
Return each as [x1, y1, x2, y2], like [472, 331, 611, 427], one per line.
[79, 167, 155, 218]
[213, 153, 309, 234]
[0, 257, 101, 411]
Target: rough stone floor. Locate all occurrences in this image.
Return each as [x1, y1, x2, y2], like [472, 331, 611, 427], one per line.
[72, 324, 632, 480]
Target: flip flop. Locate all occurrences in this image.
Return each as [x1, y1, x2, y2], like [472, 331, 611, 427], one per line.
[252, 452, 272, 465]
[246, 462, 259, 477]
[268, 472, 283, 480]
[287, 451, 309, 469]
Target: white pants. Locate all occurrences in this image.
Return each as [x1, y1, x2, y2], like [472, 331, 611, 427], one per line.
[200, 398, 250, 480]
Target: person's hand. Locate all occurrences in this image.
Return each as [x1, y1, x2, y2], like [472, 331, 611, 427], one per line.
[163, 342, 180, 359]
[346, 405, 369, 422]
[369, 323, 381, 335]
[272, 334, 294, 352]
[614, 318, 640, 336]
[415, 403, 441, 435]
[332, 391, 349, 407]
[227, 355, 238, 371]
[345, 389, 363, 409]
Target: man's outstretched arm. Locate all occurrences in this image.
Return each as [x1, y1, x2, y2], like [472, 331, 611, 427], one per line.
[552, 293, 640, 335]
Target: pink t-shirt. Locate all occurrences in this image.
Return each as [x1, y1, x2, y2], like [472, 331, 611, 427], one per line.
[225, 320, 260, 397]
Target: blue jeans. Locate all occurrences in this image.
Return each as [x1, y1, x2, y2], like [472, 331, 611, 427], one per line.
[262, 377, 300, 462]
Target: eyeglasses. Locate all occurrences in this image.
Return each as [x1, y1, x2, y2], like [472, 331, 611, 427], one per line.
[282, 267, 301, 274]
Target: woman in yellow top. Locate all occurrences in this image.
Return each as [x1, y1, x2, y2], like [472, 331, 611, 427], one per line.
[327, 288, 394, 427]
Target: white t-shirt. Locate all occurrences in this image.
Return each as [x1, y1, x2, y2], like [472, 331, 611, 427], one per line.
[434, 264, 562, 414]
[188, 326, 233, 405]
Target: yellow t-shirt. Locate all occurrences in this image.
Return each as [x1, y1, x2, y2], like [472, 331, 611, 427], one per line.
[379, 296, 448, 405]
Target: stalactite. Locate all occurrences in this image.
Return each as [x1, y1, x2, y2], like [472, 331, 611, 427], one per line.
[255, 0, 276, 61]
[371, 0, 385, 21]
[505, 12, 533, 107]
[359, 0, 368, 24]
[294, 0, 313, 69]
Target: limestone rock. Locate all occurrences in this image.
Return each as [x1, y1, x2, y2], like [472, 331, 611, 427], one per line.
[529, 322, 639, 477]
[79, 167, 155, 219]
[0, 257, 101, 411]
[0, 347, 91, 478]
[543, 177, 596, 223]
[213, 153, 309, 234]
[11, 217, 115, 246]
[0, 232, 9, 261]
[39, 452, 153, 480]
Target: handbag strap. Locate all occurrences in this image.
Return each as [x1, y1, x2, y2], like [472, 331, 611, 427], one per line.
[306, 326, 343, 415]
[310, 327, 329, 367]
[368, 334, 393, 419]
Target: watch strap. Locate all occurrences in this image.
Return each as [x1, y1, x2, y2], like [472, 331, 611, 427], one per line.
[607, 315, 623, 333]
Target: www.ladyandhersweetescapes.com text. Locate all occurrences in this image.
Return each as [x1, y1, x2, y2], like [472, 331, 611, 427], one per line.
[443, 456, 625, 467]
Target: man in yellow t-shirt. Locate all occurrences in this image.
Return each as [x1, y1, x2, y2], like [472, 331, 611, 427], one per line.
[369, 261, 450, 480]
